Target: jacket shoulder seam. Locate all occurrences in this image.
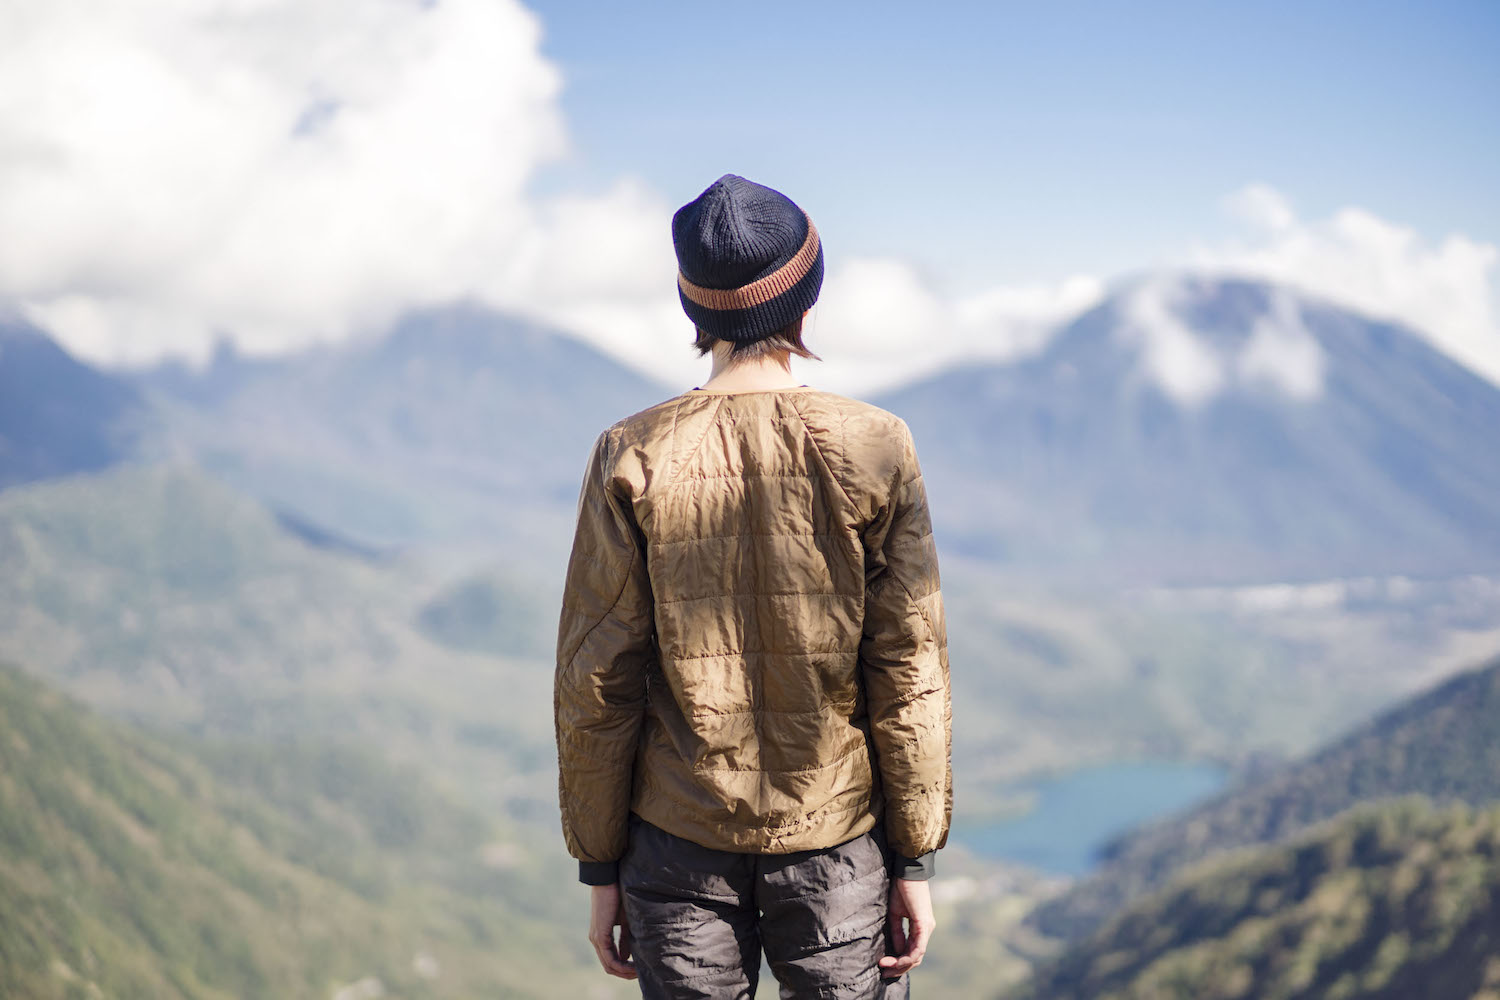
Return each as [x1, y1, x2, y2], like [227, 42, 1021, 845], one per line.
[787, 394, 858, 516]
[560, 426, 641, 673]
[663, 398, 682, 487]
[663, 395, 724, 493]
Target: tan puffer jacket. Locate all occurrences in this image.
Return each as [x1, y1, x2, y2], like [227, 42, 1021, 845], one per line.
[554, 384, 951, 874]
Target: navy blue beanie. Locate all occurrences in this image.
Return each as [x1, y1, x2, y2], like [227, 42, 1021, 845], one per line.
[671, 174, 824, 345]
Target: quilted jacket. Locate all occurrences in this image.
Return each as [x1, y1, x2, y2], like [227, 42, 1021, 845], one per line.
[554, 384, 952, 884]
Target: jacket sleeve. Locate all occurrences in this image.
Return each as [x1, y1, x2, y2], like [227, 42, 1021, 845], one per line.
[858, 419, 953, 865]
[555, 427, 655, 885]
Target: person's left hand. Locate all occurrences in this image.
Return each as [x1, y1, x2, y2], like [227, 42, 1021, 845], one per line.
[588, 883, 637, 979]
[879, 876, 935, 978]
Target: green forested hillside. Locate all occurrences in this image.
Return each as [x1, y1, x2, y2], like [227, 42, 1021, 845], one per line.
[0, 664, 625, 1000]
[1029, 654, 1500, 940]
[1012, 796, 1500, 1000]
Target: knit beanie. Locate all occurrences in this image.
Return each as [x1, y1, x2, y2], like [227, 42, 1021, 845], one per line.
[671, 174, 824, 345]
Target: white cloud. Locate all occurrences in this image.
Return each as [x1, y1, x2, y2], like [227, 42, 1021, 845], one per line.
[1192, 182, 1500, 386]
[0, 0, 1106, 396]
[1236, 287, 1325, 400]
[1116, 277, 1226, 407]
[1117, 277, 1326, 406]
[1, 0, 680, 371]
[1224, 182, 1296, 234]
[2, 0, 1103, 398]
[805, 261, 1102, 395]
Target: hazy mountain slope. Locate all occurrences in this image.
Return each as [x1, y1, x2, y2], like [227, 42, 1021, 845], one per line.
[0, 664, 620, 1000]
[134, 304, 673, 570]
[876, 274, 1500, 586]
[416, 571, 557, 660]
[0, 463, 558, 821]
[1011, 796, 1500, 1000]
[0, 320, 149, 489]
[2, 457, 1477, 838]
[1029, 652, 1500, 941]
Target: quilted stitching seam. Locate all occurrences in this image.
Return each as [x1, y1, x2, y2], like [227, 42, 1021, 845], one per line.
[684, 703, 858, 719]
[656, 591, 857, 607]
[649, 529, 834, 546]
[689, 740, 868, 775]
[664, 470, 822, 487]
[668, 649, 856, 661]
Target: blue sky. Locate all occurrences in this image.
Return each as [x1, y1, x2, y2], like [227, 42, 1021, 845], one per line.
[528, 0, 1499, 292]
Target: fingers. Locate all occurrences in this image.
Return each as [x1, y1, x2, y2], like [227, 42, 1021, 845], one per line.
[587, 884, 637, 980]
[877, 913, 936, 977]
[589, 931, 637, 980]
[587, 915, 636, 977]
[907, 911, 934, 965]
[889, 910, 908, 958]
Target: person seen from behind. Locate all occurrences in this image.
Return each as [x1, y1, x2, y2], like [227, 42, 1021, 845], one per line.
[554, 173, 953, 998]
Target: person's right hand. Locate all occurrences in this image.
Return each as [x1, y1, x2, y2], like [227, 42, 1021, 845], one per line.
[878, 877, 935, 977]
[588, 883, 637, 980]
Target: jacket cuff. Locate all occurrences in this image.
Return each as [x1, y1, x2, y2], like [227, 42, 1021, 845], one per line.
[893, 850, 936, 880]
[578, 860, 619, 885]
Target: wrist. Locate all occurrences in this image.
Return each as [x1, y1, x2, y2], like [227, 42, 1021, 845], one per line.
[893, 849, 936, 880]
[578, 859, 619, 885]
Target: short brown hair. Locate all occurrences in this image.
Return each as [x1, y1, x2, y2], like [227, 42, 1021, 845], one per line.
[692, 314, 822, 362]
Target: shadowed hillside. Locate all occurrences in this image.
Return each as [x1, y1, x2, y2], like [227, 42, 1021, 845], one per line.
[1010, 796, 1500, 1000]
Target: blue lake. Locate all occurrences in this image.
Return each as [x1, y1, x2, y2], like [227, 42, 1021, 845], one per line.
[953, 760, 1228, 875]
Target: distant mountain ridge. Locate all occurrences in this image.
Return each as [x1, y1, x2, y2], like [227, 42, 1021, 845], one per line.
[0, 319, 150, 489]
[875, 273, 1500, 586]
[131, 302, 673, 571]
[1028, 651, 1500, 942]
[9, 275, 1499, 586]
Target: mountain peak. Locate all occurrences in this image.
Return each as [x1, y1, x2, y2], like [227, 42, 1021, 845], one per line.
[1102, 273, 1326, 406]
[875, 272, 1500, 585]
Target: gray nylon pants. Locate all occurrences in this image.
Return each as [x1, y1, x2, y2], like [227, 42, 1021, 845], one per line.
[619, 811, 912, 999]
